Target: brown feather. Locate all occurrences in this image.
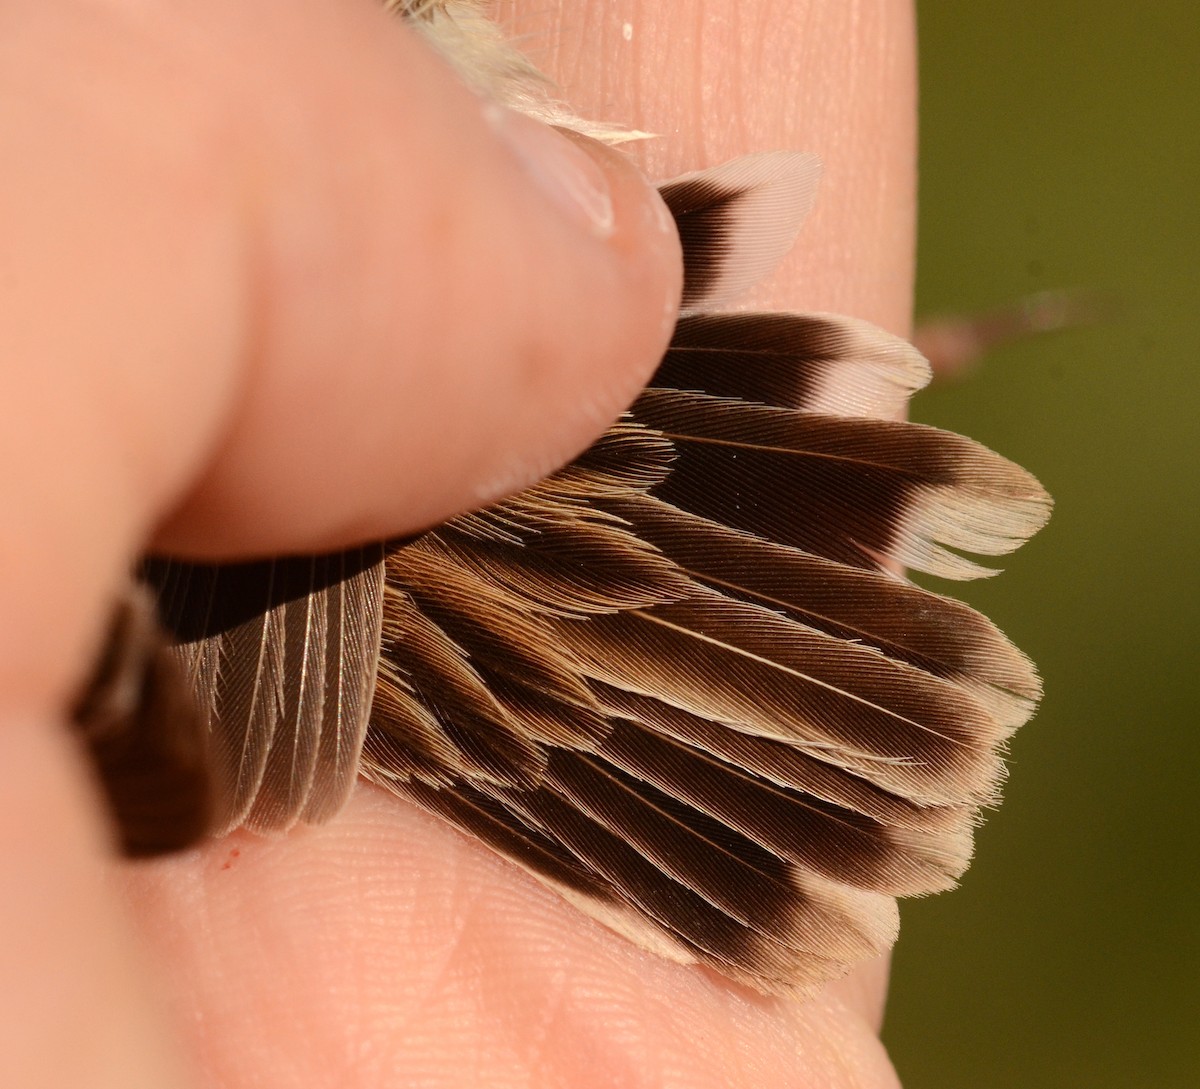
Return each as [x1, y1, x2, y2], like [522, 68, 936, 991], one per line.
[388, 539, 609, 753]
[482, 776, 896, 994]
[591, 684, 971, 840]
[607, 495, 1041, 730]
[632, 387, 1051, 578]
[592, 720, 965, 895]
[659, 153, 822, 313]
[658, 312, 931, 417]
[544, 590, 1006, 805]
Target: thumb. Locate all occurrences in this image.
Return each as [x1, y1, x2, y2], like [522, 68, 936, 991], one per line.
[148, 0, 686, 556]
[0, 0, 680, 708]
[150, 0, 684, 556]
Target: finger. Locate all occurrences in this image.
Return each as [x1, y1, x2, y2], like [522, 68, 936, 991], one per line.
[0, 0, 680, 708]
[148, 0, 685, 554]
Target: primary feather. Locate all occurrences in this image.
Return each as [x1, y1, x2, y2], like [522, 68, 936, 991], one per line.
[73, 1, 1052, 998]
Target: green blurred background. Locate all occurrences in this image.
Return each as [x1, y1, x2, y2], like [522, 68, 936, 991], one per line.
[883, 4, 1199, 1087]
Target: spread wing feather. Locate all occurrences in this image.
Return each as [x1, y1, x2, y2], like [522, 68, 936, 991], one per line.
[88, 152, 1050, 999]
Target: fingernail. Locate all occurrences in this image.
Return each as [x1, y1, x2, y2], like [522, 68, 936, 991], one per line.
[484, 103, 616, 239]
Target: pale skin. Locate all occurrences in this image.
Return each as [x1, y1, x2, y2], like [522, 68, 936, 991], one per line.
[0, 2, 915, 1086]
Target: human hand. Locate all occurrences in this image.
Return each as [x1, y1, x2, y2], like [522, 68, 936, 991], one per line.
[0, 2, 914, 1086]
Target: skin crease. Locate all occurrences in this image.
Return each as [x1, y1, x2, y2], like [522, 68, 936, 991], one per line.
[0, 1, 914, 1087]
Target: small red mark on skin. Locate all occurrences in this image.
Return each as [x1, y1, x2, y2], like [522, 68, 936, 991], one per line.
[220, 847, 242, 871]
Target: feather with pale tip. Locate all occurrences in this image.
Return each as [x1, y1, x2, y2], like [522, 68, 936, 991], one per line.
[69, 0, 1051, 997]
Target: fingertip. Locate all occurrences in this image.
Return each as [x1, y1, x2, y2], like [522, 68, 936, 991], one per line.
[454, 125, 685, 511]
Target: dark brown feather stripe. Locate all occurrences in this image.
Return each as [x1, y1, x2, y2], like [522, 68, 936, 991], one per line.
[388, 776, 618, 902]
[437, 515, 691, 617]
[632, 387, 1049, 576]
[655, 312, 928, 416]
[657, 154, 820, 314]
[375, 581, 545, 788]
[658, 173, 739, 310]
[386, 540, 609, 753]
[544, 750, 805, 934]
